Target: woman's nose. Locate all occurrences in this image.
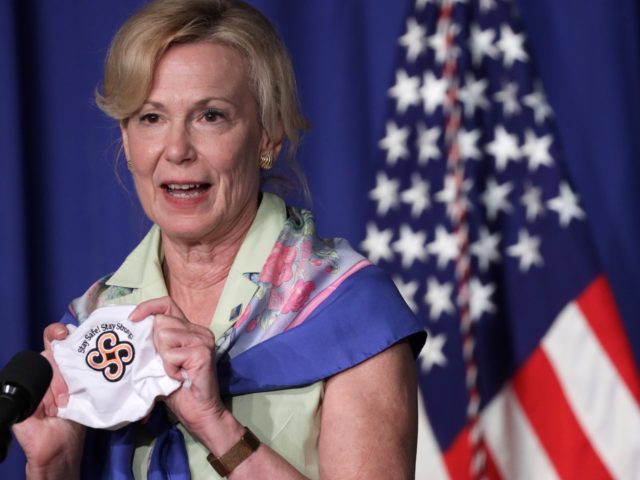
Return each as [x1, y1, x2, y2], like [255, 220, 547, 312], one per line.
[164, 123, 195, 164]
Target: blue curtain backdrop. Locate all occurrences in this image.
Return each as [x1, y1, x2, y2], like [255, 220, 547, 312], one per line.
[0, 0, 638, 476]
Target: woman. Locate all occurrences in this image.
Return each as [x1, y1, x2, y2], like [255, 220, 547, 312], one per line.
[14, 0, 426, 478]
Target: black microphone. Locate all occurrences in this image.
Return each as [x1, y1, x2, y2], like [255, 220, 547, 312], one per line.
[0, 351, 53, 462]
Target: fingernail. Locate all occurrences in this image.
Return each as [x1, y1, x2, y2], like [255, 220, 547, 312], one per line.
[56, 393, 68, 407]
[55, 325, 67, 336]
[180, 368, 192, 389]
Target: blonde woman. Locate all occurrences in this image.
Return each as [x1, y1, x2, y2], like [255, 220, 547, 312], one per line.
[14, 1, 425, 478]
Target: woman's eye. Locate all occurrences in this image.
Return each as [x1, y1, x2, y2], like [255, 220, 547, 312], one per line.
[202, 108, 223, 122]
[139, 113, 160, 124]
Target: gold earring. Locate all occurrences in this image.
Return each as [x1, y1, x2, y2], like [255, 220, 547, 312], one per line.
[259, 153, 274, 170]
[126, 159, 133, 171]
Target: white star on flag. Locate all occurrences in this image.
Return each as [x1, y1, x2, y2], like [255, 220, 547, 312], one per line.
[379, 120, 410, 166]
[458, 128, 482, 161]
[494, 82, 521, 116]
[420, 331, 447, 372]
[369, 171, 400, 215]
[479, 0, 497, 11]
[481, 177, 514, 221]
[521, 183, 545, 221]
[470, 278, 496, 321]
[388, 69, 421, 114]
[507, 229, 543, 272]
[469, 24, 498, 66]
[496, 24, 528, 67]
[522, 130, 553, 171]
[361, 222, 394, 265]
[401, 173, 431, 218]
[415, 0, 436, 12]
[420, 72, 448, 114]
[416, 123, 441, 165]
[427, 225, 460, 269]
[471, 226, 501, 271]
[547, 182, 586, 227]
[425, 277, 455, 321]
[399, 17, 427, 63]
[485, 125, 521, 171]
[429, 24, 460, 64]
[459, 74, 490, 118]
[523, 82, 553, 124]
[393, 275, 419, 313]
[392, 224, 428, 268]
[435, 174, 472, 221]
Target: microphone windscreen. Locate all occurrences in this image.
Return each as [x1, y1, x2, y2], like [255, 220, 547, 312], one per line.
[0, 351, 53, 418]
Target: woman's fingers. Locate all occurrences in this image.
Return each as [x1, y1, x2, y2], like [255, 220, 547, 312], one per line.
[41, 389, 56, 417]
[160, 345, 213, 372]
[153, 320, 214, 349]
[129, 297, 215, 390]
[128, 296, 187, 322]
[44, 323, 69, 344]
[42, 323, 71, 408]
[153, 322, 214, 374]
[41, 350, 68, 407]
[38, 355, 66, 417]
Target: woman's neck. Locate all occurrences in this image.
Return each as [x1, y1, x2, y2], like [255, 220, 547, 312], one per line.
[160, 206, 257, 327]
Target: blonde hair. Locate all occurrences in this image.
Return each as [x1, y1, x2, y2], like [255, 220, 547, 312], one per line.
[96, 0, 309, 196]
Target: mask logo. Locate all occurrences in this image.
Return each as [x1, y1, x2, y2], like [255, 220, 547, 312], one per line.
[86, 331, 135, 382]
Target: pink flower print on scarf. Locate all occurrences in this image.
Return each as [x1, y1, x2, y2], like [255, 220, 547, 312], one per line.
[260, 241, 296, 287]
[246, 318, 259, 333]
[281, 280, 316, 314]
[268, 289, 285, 311]
[299, 238, 313, 264]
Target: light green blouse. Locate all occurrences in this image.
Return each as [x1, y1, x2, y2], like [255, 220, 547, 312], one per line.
[103, 193, 322, 479]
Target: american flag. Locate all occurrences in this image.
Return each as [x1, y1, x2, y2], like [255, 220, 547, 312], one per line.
[360, 0, 640, 478]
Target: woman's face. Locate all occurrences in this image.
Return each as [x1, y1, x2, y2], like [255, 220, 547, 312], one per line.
[122, 42, 273, 244]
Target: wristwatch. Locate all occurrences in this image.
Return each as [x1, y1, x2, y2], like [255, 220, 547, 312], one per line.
[207, 427, 261, 476]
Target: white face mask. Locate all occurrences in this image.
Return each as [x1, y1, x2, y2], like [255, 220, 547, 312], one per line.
[53, 305, 181, 430]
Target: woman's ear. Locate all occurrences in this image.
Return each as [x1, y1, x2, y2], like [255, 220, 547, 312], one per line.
[120, 122, 130, 160]
[260, 125, 284, 159]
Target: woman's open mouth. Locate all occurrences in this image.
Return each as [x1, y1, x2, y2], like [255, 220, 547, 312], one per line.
[162, 183, 211, 199]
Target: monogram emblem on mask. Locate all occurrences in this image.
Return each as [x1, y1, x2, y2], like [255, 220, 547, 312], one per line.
[86, 331, 135, 382]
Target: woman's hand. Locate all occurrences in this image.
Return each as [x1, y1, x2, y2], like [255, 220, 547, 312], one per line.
[130, 297, 309, 479]
[129, 297, 228, 441]
[12, 323, 85, 479]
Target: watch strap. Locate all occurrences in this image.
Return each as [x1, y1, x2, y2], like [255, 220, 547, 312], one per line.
[207, 427, 261, 477]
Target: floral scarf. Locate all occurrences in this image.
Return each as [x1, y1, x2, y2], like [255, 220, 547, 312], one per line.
[62, 204, 426, 478]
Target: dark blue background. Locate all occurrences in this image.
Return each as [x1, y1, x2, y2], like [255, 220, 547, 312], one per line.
[1, 0, 638, 476]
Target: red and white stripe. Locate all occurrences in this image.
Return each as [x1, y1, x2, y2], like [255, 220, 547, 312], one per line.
[417, 277, 640, 479]
[540, 279, 640, 478]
